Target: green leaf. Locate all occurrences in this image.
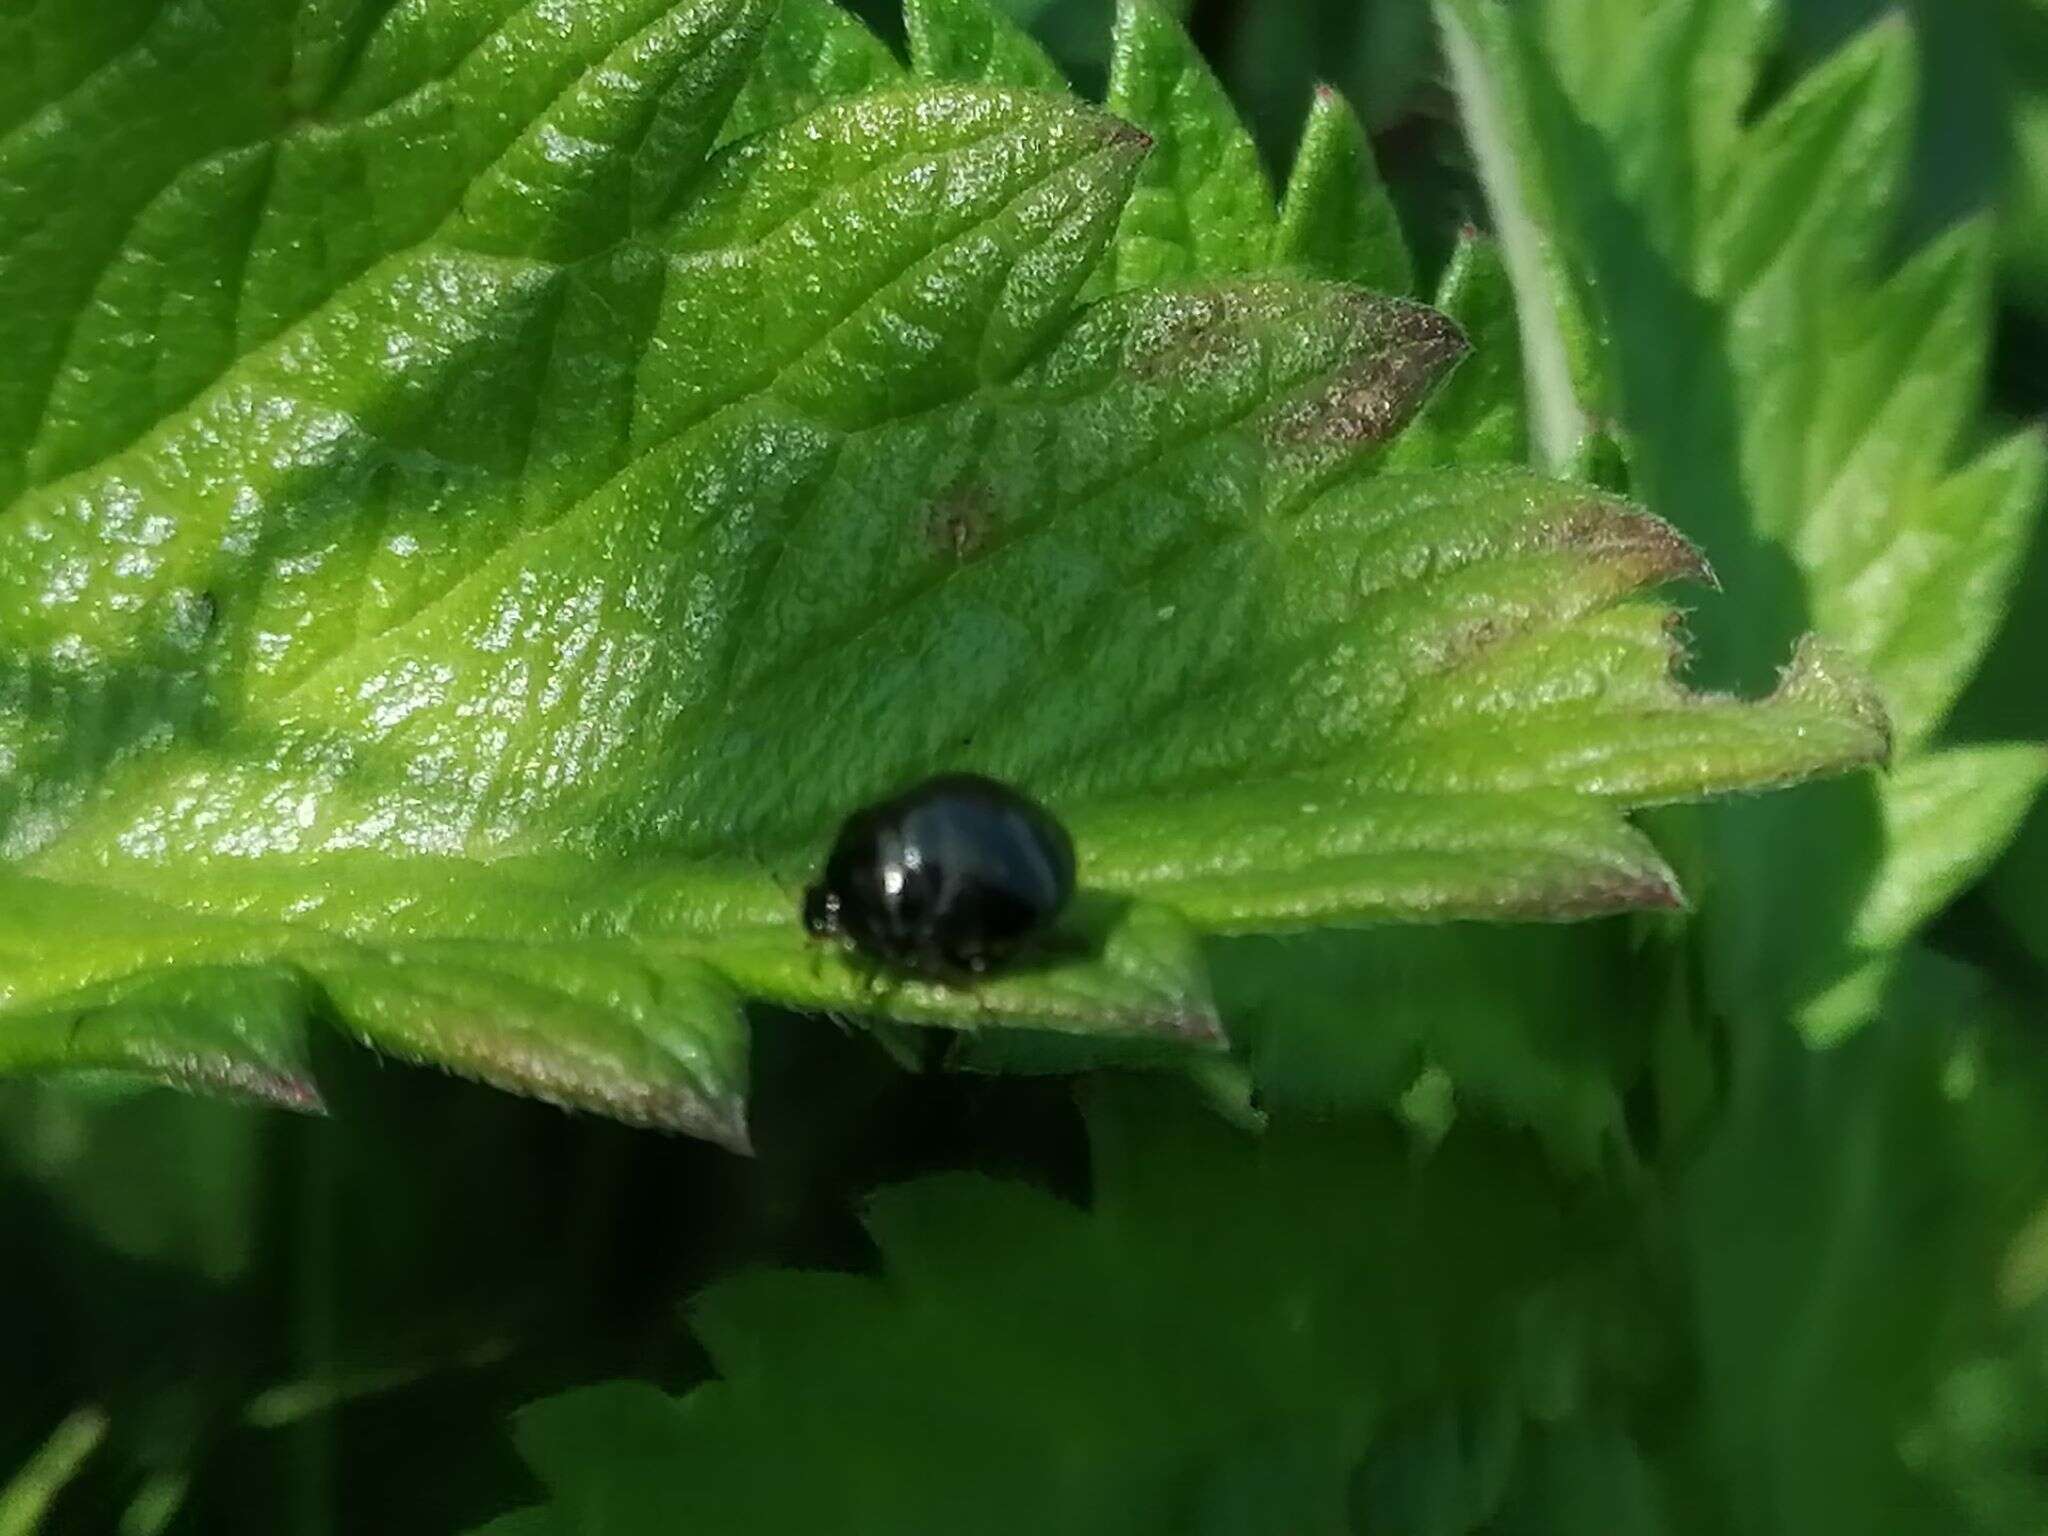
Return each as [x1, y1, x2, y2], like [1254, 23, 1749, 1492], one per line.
[0, 1077, 269, 1282]
[1816, 428, 2047, 755]
[0, 962, 323, 1116]
[906, 0, 1067, 90]
[480, 955, 2048, 1535]
[1701, 19, 1913, 298]
[1210, 923, 1643, 1170]
[1273, 86, 1414, 295]
[1434, 0, 1599, 474]
[1101, 0, 1278, 288]
[480, 1078, 1646, 1534]
[1465, 2, 2048, 1016]
[0, 1408, 107, 1536]
[1852, 747, 2048, 953]
[1067, 623, 1885, 932]
[0, 0, 1891, 1135]
[1671, 952, 2048, 1534]
[1386, 231, 1527, 468]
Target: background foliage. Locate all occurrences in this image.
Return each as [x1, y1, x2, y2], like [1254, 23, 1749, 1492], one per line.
[3, 0, 2046, 1532]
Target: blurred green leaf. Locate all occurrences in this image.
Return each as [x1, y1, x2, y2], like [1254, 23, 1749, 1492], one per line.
[1669, 950, 2048, 1534]
[1853, 748, 2048, 951]
[0, 1081, 267, 1282]
[1435, 0, 1602, 473]
[0, 1408, 106, 1536]
[1210, 923, 1642, 1169]
[1452, 0, 2048, 1020]
[487, 971, 2048, 1533]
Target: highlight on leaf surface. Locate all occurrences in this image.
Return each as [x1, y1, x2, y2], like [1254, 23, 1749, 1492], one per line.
[0, 0, 1891, 1140]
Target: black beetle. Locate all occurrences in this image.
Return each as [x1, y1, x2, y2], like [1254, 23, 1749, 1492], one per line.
[803, 773, 1076, 981]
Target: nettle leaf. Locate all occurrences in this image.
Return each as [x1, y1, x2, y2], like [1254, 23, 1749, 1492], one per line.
[1435, 0, 1605, 475]
[1854, 747, 2048, 954]
[0, 0, 1886, 1138]
[1670, 951, 2048, 1536]
[476, 1078, 1649, 1535]
[1101, 0, 1277, 288]
[1209, 923, 1645, 1170]
[1274, 86, 1415, 296]
[1459, 1, 2048, 1017]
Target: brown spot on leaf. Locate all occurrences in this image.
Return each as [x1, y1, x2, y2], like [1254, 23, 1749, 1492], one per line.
[1126, 292, 1258, 382]
[1482, 855, 1689, 921]
[1269, 299, 1468, 450]
[1104, 120, 1155, 155]
[1552, 867, 1689, 917]
[924, 484, 996, 562]
[1540, 502, 1715, 588]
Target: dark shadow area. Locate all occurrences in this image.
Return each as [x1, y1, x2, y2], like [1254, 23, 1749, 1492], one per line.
[1, 1007, 1092, 1534]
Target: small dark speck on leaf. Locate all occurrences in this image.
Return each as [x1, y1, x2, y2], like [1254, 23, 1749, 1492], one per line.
[925, 485, 995, 561]
[166, 588, 219, 649]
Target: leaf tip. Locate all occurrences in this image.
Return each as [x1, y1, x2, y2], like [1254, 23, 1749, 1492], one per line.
[607, 1083, 753, 1153]
[172, 1052, 329, 1114]
[1556, 501, 1715, 590]
[1534, 849, 1688, 920]
[609, 1081, 753, 1153]
[1774, 635, 1895, 770]
[1271, 295, 1469, 452]
[689, 1096, 756, 1157]
[254, 1070, 331, 1116]
[1631, 868, 1689, 914]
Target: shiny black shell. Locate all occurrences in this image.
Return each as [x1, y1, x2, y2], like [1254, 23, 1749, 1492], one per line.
[803, 774, 1076, 980]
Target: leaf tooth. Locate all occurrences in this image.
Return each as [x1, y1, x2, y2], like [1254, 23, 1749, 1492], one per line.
[1275, 83, 1413, 295]
[1539, 500, 1714, 591]
[307, 948, 751, 1150]
[104, 1039, 329, 1115]
[1266, 298, 1469, 455]
[607, 1080, 753, 1155]
[179, 1054, 330, 1116]
[1769, 634, 1895, 770]
[1555, 859, 1687, 918]
[905, 0, 1069, 93]
[0, 963, 328, 1113]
